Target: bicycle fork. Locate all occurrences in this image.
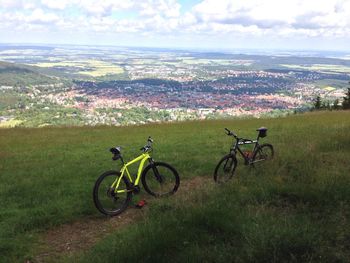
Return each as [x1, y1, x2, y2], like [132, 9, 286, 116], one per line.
[149, 159, 163, 183]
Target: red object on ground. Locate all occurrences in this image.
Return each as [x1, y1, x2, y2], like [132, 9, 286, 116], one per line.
[135, 199, 146, 208]
[243, 151, 253, 158]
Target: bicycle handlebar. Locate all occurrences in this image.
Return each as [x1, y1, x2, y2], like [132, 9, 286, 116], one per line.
[224, 129, 259, 143]
[225, 128, 254, 142]
[140, 136, 153, 152]
[224, 128, 237, 138]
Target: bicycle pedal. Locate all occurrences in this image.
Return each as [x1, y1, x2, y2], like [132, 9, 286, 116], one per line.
[135, 199, 146, 208]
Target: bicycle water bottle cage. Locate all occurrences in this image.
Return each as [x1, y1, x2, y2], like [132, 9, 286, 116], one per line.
[257, 127, 267, 138]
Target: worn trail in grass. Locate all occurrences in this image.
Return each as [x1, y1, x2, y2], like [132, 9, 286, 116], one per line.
[33, 176, 211, 263]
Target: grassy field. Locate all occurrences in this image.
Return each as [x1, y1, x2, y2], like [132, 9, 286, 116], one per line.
[280, 64, 350, 74]
[31, 60, 124, 77]
[1, 111, 350, 262]
[0, 119, 23, 128]
[314, 79, 349, 90]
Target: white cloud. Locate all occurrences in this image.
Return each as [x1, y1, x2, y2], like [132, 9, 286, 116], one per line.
[0, 0, 350, 47]
[41, 0, 71, 10]
[191, 0, 350, 37]
[0, 0, 24, 9]
[27, 8, 60, 24]
[139, 0, 180, 18]
[77, 0, 134, 16]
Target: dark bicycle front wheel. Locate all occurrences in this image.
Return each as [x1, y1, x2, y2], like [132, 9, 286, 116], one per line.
[213, 154, 237, 183]
[252, 144, 274, 163]
[142, 162, 180, 197]
[93, 171, 132, 216]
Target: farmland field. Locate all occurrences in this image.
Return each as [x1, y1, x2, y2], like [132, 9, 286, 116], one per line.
[280, 63, 350, 74]
[31, 60, 124, 77]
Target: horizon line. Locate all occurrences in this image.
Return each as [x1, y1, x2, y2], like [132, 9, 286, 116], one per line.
[1, 42, 350, 55]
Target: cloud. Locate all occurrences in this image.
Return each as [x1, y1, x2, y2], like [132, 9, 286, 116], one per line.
[0, 0, 24, 9]
[28, 8, 60, 24]
[139, 0, 180, 18]
[41, 0, 71, 10]
[0, 0, 350, 46]
[191, 0, 350, 37]
[77, 0, 134, 16]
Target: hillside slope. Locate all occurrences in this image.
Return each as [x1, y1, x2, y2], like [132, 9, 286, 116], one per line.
[0, 111, 349, 262]
[0, 61, 66, 86]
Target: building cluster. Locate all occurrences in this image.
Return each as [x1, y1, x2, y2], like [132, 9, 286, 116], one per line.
[0, 71, 347, 127]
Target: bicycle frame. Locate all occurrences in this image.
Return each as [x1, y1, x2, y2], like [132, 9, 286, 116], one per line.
[231, 138, 260, 164]
[111, 152, 151, 194]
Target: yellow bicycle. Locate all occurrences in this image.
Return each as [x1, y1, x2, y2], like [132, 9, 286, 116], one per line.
[93, 137, 180, 216]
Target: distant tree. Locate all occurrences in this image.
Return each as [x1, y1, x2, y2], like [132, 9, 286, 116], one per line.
[342, 86, 350, 110]
[321, 101, 329, 110]
[324, 101, 331, 110]
[313, 95, 322, 110]
[333, 99, 340, 110]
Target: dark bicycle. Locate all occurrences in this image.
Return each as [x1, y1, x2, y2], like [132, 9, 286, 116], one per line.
[213, 127, 274, 183]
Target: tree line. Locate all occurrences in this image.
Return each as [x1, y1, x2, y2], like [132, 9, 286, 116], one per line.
[313, 84, 350, 111]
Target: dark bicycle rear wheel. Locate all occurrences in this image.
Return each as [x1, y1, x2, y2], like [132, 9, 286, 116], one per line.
[252, 144, 274, 163]
[213, 154, 237, 183]
[93, 171, 132, 216]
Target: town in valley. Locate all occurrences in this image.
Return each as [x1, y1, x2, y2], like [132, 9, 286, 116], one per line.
[0, 45, 349, 127]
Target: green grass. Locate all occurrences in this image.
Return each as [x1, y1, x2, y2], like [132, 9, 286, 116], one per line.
[1, 111, 350, 262]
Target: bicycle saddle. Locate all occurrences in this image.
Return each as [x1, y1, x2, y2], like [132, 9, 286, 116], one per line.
[110, 146, 121, 160]
[110, 146, 121, 154]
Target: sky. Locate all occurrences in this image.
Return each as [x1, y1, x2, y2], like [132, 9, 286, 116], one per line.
[1, 0, 350, 51]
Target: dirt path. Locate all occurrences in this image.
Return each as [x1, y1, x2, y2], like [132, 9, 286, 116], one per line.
[32, 176, 211, 263]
